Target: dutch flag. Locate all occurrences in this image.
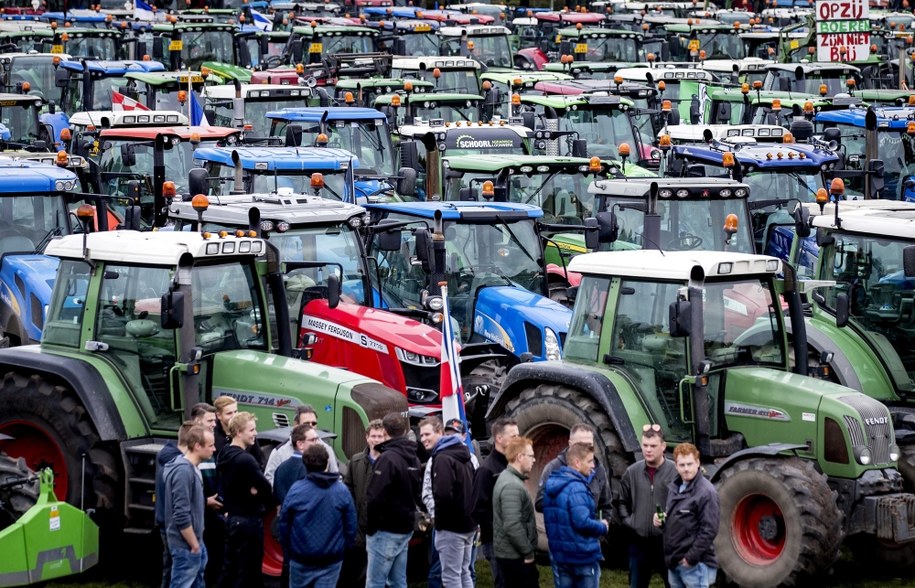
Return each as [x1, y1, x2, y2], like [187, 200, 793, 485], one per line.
[439, 283, 473, 452]
[251, 9, 273, 31]
[190, 90, 210, 128]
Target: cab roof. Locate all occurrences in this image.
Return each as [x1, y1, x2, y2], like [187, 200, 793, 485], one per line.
[0, 159, 78, 193]
[202, 84, 314, 99]
[365, 200, 543, 221]
[816, 106, 915, 130]
[45, 230, 265, 265]
[69, 110, 188, 127]
[59, 59, 165, 74]
[264, 107, 387, 123]
[169, 192, 365, 225]
[193, 146, 357, 170]
[588, 176, 748, 197]
[391, 56, 480, 70]
[569, 249, 781, 280]
[809, 202, 915, 239]
[99, 126, 238, 140]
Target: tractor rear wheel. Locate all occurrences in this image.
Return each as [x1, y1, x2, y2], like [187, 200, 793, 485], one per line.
[0, 452, 39, 532]
[503, 384, 630, 551]
[715, 457, 843, 587]
[0, 372, 119, 518]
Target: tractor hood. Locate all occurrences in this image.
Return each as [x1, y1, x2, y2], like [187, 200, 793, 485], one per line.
[301, 299, 444, 357]
[0, 254, 59, 342]
[474, 286, 571, 361]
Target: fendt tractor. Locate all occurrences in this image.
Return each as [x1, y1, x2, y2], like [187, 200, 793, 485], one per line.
[0, 227, 407, 577]
[487, 247, 915, 586]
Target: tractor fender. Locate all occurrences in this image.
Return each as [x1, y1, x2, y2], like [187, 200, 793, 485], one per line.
[487, 361, 641, 453]
[0, 348, 126, 441]
[799, 320, 863, 391]
[708, 443, 809, 483]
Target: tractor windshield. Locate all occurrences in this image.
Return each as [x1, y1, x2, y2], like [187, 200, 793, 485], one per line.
[208, 168, 350, 201]
[696, 31, 746, 60]
[578, 36, 640, 62]
[182, 30, 235, 69]
[8, 56, 62, 104]
[440, 34, 512, 68]
[0, 103, 39, 146]
[0, 193, 71, 252]
[820, 233, 915, 392]
[211, 98, 304, 137]
[64, 35, 121, 60]
[559, 108, 638, 160]
[393, 68, 480, 94]
[65, 76, 125, 112]
[272, 119, 395, 177]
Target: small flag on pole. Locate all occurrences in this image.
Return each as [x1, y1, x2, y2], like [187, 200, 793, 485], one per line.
[111, 90, 150, 112]
[250, 9, 274, 31]
[190, 91, 210, 128]
[343, 157, 356, 203]
[439, 282, 472, 451]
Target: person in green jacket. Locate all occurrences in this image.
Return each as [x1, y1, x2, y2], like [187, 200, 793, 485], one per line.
[493, 436, 539, 588]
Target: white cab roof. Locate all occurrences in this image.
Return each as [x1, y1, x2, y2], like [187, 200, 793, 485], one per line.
[46, 230, 264, 265]
[569, 249, 781, 281]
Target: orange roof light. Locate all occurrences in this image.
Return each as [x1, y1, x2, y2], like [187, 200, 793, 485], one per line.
[201, 66, 211, 77]
[723, 213, 739, 234]
[511, 93, 521, 105]
[614, 74, 623, 85]
[52, 56, 61, 66]
[741, 82, 749, 95]
[55, 150, 69, 167]
[344, 91, 355, 104]
[162, 181, 177, 199]
[816, 187, 829, 204]
[783, 132, 794, 143]
[295, 63, 305, 75]
[771, 99, 781, 111]
[803, 101, 814, 114]
[59, 128, 71, 142]
[661, 99, 671, 113]
[177, 90, 187, 104]
[722, 152, 735, 168]
[20, 81, 30, 93]
[647, 52, 656, 62]
[190, 132, 201, 144]
[311, 172, 325, 189]
[830, 177, 845, 196]
[481, 180, 494, 197]
[658, 80, 666, 91]
[316, 133, 328, 146]
[76, 204, 95, 219]
[482, 80, 492, 92]
[659, 134, 672, 148]
[192, 194, 209, 212]
[618, 142, 631, 157]
[846, 78, 856, 88]
[433, 67, 441, 79]
[819, 84, 828, 96]
[60, 33, 69, 42]
[589, 156, 602, 172]
[909, 94, 915, 106]
[908, 121, 915, 135]
[243, 123, 253, 132]
[467, 40, 475, 50]
[699, 49, 706, 60]
[391, 94, 401, 107]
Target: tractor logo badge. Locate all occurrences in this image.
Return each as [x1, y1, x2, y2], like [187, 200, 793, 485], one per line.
[724, 402, 790, 422]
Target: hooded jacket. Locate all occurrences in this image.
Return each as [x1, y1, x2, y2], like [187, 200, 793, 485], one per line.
[473, 448, 508, 543]
[543, 466, 606, 565]
[431, 435, 476, 534]
[163, 455, 205, 550]
[663, 473, 719, 569]
[216, 444, 274, 517]
[155, 441, 183, 528]
[365, 436, 422, 535]
[343, 448, 376, 546]
[535, 447, 615, 524]
[279, 470, 357, 566]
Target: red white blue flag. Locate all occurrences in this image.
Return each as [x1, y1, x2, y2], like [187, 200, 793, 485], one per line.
[439, 282, 471, 447]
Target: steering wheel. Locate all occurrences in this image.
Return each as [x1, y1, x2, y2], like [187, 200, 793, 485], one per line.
[667, 233, 704, 250]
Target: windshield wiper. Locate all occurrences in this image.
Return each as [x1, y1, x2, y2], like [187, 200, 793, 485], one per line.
[496, 216, 538, 264]
[520, 170, 561, 207]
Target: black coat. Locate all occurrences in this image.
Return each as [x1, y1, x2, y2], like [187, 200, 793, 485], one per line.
[662, 474, 719, 569]
[365, 436, 422, 535]
[431, 435, 476, 534]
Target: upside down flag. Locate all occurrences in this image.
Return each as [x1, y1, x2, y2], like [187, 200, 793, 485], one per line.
[111, 90, 150, 112]
[440, 282, 472, 451]
[190, 90, 210, 128]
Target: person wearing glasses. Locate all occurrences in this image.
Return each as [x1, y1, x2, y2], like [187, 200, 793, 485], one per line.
[272, 424, 319, 505]
[264, 404, 339, 485]
[542, 442, 609, 588]
[618, 424, 678, 588]
[492, 436, 539, 588]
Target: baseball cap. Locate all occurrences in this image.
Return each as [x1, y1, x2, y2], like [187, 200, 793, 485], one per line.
[444, 418, 465, 435]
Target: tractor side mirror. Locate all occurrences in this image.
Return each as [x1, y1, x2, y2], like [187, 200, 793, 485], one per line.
[792, 203, 811, 239]
[152, 36, 164, 61]
[392, 38, 406, 55]
[596, 211, 617, 243]
[397, 167, 417, 197]
[120, 143, 136, 167]
[236, 40, 252, 69]
[521, 111, 535, 130]
[668, 300, 691, 337]
[459, 187, 475, 201]
[400, 140, 419, 171]
[376, 222, 402, 251]
[869, 158, 885, 196]
[835, 292, 849, 328]
[689, 95, 700, 124]
[289, 39, 304, 64]
[188, 167, 209, 197]
[161, 290, 185, 329]
[414, 228, 434, 273]
[572, 139, 587, 158]
[815, 227, 834, 247]
[55, 68, 69, 88]
[327, 273, 340, 309]
[284, 123, 303, 147]
[583, 217, 599, 250]
[904, 245, 915, 278]
[716, 102, 731, 124]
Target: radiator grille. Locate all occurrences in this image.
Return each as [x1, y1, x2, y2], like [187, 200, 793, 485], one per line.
[840, 394, 892, 465]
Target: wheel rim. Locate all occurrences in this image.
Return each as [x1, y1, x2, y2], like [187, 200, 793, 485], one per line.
[262, 510, 283, 577]
[0, 419, 68, 499]
[732, 493, 786, 564]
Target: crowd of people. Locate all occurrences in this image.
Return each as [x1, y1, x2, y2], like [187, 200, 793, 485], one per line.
[156, 398, 720, 588]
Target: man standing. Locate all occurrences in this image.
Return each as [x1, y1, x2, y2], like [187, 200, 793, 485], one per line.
[214, 396, 264, 466]
[273, 424, 319, 505]
[619, 424, 678, 588]
[472, 417, 519, 588]
[279, 444, 357, 588]
[216, 412, 274, 588]
[163, 425, 216, 588]
[543, 442, 608, 588]
[431, 418, 476, 588]
[190, 403, 224, 587]
[156, 422, 193, 588]
[419, 417, 444, 588]
[493, 437, 538, 588]
[364, 412, 422, 588]
[341, 419, 385, 588]
[265, 404, 339, 483]
[656, 443, 719, 588]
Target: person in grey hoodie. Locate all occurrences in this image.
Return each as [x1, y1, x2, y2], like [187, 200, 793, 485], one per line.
[156, 422, 192, 588]
[163, 425, 216, 588]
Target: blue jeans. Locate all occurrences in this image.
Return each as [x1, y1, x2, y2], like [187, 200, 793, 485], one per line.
[365, 530, 412, 588]
[668, 562, 717, 588]
[554, 561, 601, 588]
[289, 559, 342, 588]
[428, 530, 442, 588]
[169, 543, 207, 588]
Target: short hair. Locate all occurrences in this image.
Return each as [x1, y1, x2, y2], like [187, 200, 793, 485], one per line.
[365, 419, 384, 435]
[177, 420, 196, 446]
[214, 396, 237, 414]
[302, 443, 329, 473]
[228, 412, 256, 438]
[185, 425, 210, 451]
[295, 405, 317, 422]
[290, 423, 314, 446]
[382, 412, 408, 438]
[642, 427, 666, 443]
[505, 436, 532, 462]
[567, 442, 595, 465]
[491, 418, 518, 439]
[190, 403, 216, 420]
[570, 423, 594, 437]
[673, 442, 700, 463]
[418, 416, 443, 434]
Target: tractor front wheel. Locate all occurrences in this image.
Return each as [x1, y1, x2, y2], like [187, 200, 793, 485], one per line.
[715, 457, 843, 587]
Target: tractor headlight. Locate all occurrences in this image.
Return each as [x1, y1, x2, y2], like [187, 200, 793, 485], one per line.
[395, 347, 439, 366]
[854, 445, 872, 466]
[425, 295, 444, 311]
[544, 327, 561, 361]
[890, 444, 900, 462]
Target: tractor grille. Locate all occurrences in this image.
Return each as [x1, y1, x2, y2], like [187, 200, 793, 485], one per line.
[841, 394, 892, 465]
[401, 362, 440, 404]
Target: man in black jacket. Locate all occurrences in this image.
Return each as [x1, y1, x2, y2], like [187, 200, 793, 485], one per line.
[216, 412, 274, 588]
[432, 418, 476, 588]
[472, 417, 518, 588]
[364, 412, 422, 588]
[656, 443, 719, 588]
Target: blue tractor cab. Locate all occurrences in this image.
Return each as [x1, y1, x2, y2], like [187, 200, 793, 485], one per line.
[0, 159, 77, 346]
[266, 107, 417, 201]
[192, 146, 360, 203]
[54, 59, 166, 118]
[364, 200, 573, 364]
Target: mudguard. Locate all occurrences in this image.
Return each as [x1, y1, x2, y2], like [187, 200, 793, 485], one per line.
[707, 443, 809, 482]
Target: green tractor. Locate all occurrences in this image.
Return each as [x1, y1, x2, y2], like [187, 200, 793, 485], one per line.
[487, 246, 915, 585]
[0, 227, 407, 548]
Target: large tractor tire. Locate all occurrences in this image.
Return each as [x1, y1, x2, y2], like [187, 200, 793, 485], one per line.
[503, 384, 630, 552]
[463, 360, 507, 441]
[0, 372, 120, 520]
[0, 452, 39, 531]
[896, 444, 915, 494]
[715, 457, 843, 587]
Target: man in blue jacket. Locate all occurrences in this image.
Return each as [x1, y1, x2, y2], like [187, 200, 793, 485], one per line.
[278, 443, 357, 588]
[543, 442, 609, 588]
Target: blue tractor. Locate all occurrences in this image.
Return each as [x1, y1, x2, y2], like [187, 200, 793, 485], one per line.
[0, 160, 78, 346]
[51, 59, 166, 119]
[265, 107, 417, 202]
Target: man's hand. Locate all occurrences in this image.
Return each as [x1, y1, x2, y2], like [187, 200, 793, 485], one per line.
[523, 555, 535, 564]
[601, 519, 609, 533]
[250, 486, 258, 496]
[680, 558, 690, 567]
[207, 494, 223, 510]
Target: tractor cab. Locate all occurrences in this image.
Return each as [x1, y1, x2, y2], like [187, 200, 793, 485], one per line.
[438, 25, 514, 71]
[55, 59, 166, 117]
[391, 56, 482, 95]
[201, 84, 317, 139]
[374, 92, 484, 126]
[120, 70, 222, 112]
[143, 21, 252, 82]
